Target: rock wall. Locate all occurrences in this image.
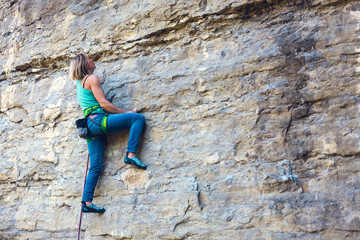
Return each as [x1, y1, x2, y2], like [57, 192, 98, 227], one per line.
[0, 0, 359, 239]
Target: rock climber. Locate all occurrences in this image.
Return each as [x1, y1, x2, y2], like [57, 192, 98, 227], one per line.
[69, 53, 147, 213]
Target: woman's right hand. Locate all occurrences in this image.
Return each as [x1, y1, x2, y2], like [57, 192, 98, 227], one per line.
[125, 110, 137, 113]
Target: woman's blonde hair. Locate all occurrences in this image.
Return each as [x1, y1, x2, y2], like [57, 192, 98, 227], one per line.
[69, 54, 91, 80]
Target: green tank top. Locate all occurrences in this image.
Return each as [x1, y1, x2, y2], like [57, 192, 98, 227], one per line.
[76, 80, 106, 116]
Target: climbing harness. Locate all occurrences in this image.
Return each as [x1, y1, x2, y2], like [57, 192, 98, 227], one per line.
[78, 154, 90, 240]
[76, 109, 108, 140]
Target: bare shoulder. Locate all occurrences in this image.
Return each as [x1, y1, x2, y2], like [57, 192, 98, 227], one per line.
[88, 74, 100, 83]
[82, 74, 101, 90]
[87, 74, 101, 87]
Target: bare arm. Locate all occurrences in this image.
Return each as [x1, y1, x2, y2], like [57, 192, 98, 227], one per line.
[86, 75, 133, 114]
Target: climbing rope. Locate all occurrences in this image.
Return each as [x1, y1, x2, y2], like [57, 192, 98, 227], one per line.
[78, 154, 90, 240]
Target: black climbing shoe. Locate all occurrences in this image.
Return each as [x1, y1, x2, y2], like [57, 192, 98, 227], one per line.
[82, 202, 105, 213]
[124, 156, 147, 170]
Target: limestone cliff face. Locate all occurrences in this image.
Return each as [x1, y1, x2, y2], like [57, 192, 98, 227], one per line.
[0, 0, 359, 239]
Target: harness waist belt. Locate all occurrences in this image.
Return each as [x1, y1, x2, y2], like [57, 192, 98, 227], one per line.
[84, 106, 100, 117]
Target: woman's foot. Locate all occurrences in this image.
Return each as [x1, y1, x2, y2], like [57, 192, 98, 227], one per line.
[81, 202, 105, 213]
[124, 155, 147, 170]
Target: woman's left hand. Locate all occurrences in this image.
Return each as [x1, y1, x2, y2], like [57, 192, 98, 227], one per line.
[126, 110, 137, 113]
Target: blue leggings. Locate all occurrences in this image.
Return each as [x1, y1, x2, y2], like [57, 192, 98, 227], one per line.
[82, 113, 145, 202]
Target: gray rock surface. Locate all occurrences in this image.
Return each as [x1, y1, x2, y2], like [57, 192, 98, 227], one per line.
[0, 0, 359, 239]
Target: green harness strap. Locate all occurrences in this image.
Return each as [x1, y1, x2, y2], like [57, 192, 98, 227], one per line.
[84, 106, 100, 117]
[100, 116, 108, 134]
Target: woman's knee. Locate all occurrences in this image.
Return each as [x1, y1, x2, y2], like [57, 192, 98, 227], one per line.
[88, 151, 104, 174]
[89, 162, 103, 174]
[135, 113, 145, 123]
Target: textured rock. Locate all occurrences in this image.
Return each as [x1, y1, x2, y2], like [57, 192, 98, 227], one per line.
[0, 0, 359, 239]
